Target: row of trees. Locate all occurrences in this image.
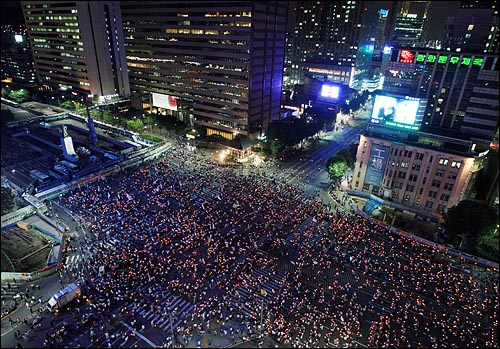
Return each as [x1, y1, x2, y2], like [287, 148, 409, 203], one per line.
[444, 200, 499, 262]
[326, 144, 358, 183]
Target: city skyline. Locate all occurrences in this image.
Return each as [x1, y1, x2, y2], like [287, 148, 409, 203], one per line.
[2, 1, 463, 41]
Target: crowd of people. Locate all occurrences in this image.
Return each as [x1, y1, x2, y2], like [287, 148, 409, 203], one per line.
[56, 146, 498, 348]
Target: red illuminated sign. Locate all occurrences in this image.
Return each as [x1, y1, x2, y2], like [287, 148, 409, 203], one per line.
[399, 50, 415, 63]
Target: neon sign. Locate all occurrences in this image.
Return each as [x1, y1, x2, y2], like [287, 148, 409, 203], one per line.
[399, 50, 415, 63]
[414, 52, 484, 67]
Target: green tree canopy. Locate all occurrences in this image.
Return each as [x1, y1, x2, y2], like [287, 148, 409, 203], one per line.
[8, 89, 29, 103]
[1, 187, 16, 215]
[335, 143, 358, 168]
[270, 139, 285, 156]
[327, 159, 348, 181]
[60, 100, 76, 110]
[126, 118, 144, 132]
[444, 200, 498, 251]
[102, 110, 115, 125]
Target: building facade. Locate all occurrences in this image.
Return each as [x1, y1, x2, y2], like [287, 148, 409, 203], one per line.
[443, 0, 499, 54]
[21, 1, 130, 102]
[353, 132, 486, 217]
[1, 24, 37, 85]
[287, 1, 363, 87]
[383, 47, 499, 144]
[121, 1, 287, 140]
[390, 1, 432, 48]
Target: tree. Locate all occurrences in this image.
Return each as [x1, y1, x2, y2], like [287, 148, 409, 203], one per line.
[335, 144, 358, 168]
[1, 186, 16, 215]
[126, 118, 144, 132]
[60, 100, 75, 110]
[270, 139, 285, 156]
[103, 111, 115, 125]
[1, 86, 12, 98]
[8, 89, 29, 103]
[443, 200, 498, 252]
[327, 159, 348, 182]
[476, 226, 499, 263]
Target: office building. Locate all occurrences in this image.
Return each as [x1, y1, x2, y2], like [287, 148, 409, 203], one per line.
[121, 1, 287, 140]
[383, 47, 499, 144]
[391, 1, 432, 48]
[1, 24, 37, 85]
[353, 131, 486, 218]
[287, 1, 363, 87]
[443, 0, 499, 53]
[20, 1, 130, 102]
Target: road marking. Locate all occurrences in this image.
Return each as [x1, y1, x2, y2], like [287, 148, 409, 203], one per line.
[121, 321, 157, 348]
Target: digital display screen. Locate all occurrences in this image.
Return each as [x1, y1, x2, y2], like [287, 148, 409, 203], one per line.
[14, 35, 23, 43]
[370, 95, 425, 130]
[152, 92, 178, 111]
[320, 84, 340, 99]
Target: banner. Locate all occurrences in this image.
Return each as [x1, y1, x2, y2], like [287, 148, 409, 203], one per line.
[365, 144, 389, 187]
[152, 92, 178, 111]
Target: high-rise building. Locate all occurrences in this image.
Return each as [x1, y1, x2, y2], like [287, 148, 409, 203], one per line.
[121, 1, 287, 140]
[20, 1, 130, 102]
[391, 1, 432, 48]
[383, 47, 498, 145]
[1, 24, 37, 85]
[444, 0, 499, 53]
[287, 1, 363, 87]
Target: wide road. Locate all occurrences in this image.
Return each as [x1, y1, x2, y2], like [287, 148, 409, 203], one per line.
[265, 106, 372, 197]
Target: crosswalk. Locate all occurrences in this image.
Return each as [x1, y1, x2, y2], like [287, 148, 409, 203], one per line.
[130, 285, 194, 333]
[226, 268, 287, 320]
[205, 274, 228, 289]
[65, 254, 81, 266]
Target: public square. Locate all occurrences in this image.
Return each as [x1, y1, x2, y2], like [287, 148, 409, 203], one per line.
[3, 143, 497, 348]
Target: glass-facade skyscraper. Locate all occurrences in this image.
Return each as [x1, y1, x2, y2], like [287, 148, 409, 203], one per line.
[121, 1, 287, 140]
[21, 1, 130, 102]
[287, 1, 363, 87]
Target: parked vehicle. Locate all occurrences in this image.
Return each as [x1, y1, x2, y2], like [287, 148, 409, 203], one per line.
[47, 282, 83, 313]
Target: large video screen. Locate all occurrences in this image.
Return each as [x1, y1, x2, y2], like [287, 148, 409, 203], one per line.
[370, 95, 425, 130]
[152, 92, 178, 111]
[320, 84, 340, 99]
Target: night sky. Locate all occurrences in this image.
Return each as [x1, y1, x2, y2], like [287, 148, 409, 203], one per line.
[1, 1, 463, 41]
[1, 1, 24, 26]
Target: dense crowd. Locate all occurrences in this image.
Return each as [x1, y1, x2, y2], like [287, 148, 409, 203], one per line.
[57, 148, 499, 348]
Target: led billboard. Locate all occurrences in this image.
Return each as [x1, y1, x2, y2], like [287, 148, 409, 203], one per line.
[370, 95, 426, 131]
[152, 92, 178, 111]
[399, 49, 416, 63]
[320, 84, 340, 99]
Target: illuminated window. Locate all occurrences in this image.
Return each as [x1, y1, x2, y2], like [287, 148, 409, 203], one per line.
[451, 161, 461, 169]
[467, 24, 474, 31]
